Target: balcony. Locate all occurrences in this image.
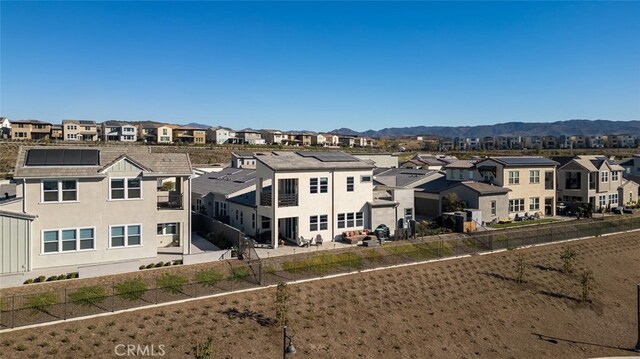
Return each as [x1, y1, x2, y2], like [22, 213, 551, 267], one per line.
[157, 194, 183, 210]
[260, 191, 272, 207]
[278, 193, 298, 207]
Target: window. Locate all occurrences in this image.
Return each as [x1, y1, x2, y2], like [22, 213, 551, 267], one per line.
[162, 129, 168, 135]
[565, 172, 581, 190]
[157, 223, 177, 235]
[42, 227, 94, 253]
[310, 178, 318, 194]
[508, 171, 520, 185]
[611, 171, 619, 181]
[240, 212, 244, 225]
[356, 212, 363, 226]
[609, 193, 618, 205]
[347, 177, 354, 192]
[599, 195, 607, 208]
[319, 215, 328, 230]
[346, 213, 355, 227]
[509, 199, 525, 212]
[361, 175, 371, 183]
[67, 125, 77, 130]
[601, 171, 608, 183]
[468, 171, 474, 180]
[404, 208, 413, 222]
[337, 213, 346, 229]
[261, 216, 271, 229]
[252, 213, 256, 229]
[42, 180, 77, 202]
[66, 134, 77, 140]
[310, 215, 318, 231]
[319, 177, 328, 193]
[529, 170, 540, 184]
[491, 201, 496, 216]
[529, 197, 540, 211]
[84, 126, 91, 131]
[110, 178, 141, 200]
[110, 225, 141, 247]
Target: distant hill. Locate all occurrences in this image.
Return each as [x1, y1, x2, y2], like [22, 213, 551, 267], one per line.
[185, 122, 210, 129]
[330, 119, 640, 138]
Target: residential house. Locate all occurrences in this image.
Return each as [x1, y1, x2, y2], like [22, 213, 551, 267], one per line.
[401, 154, 458, 171]
[0, 146, 192, 286]
[523, 136, 543, 149]
[438, 138, 455, 151]
[558, 135, 573, 149]
[101, 121, 138, 142]
[255, 151, 375, 247]
[172, 126, 206, 144]
[310, 133, 326, 146]
[454, 137, 468, 150]
[1, 117, 10, 139]
[542, 136, 558, 149]
[370, 186, 415, 233]
[321, 133, 340, 147]
[62, 120, 98, 141]
[353, 153, 399, 168]
[554, 155, 625, 210]
[294, 132, 313, 146]
[606, 134, 636, 148]
[573, 135, 587, 149]
[10, 120, 52, 141]
[586, 135, 605, 149]
[508, 136, 523, 150]
[338, 136, 356, 148]
[618, 155, 640, 177]
[481, 137, 495, 150]
[50, 125, 63, 141]
[206, 127, 239, 145]
[236, 129, 266, 145]
[260, 130, 285, 145]
[619, 179, 639, 207]
[443, 160, 478, 181]
[138, 123, 173, 144]
[475, 157, 558, 217]
[467, 138, 481, 151]
[230, 151, 270, 169]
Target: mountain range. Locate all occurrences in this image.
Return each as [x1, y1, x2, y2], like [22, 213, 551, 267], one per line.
[330, 120, 640, 138]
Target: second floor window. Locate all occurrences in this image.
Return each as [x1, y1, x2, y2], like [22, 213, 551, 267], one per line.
[42, 180, 77, 202]
[347, 177, 354, 192]
[601, 171, 609, 183]
[611, 171, 619, 181]
[508, 171, 520, 185]
[310, 178, 318, 193]
[110, 178, 141, 200]
[529, 170, 540, 184]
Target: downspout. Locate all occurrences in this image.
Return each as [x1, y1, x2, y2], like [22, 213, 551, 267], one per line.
[331, 170, 335, 242]
[187, 176, 192, 255]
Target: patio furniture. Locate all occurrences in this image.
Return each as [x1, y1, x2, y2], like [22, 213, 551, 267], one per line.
[315, 234, 323, 246]
[342, 229, 370, 244]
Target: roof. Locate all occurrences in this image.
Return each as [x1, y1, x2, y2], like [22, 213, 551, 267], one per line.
[103, 120, 135, 127]
[558, 155, 624, 172]
[191, 168, 256, 196]
[11, 119, 52, 125]
[14, 146, 192, 178]
[63, 119, 96, 125]
[481, 156, 558, 167]
[227, 190, 258, 207]
[0, 183, 17, 202]
[455, 181, 511, 195]
[443, 160, 475, 169]
[373, 168, 438, 187]
[414, 174, 452, 193]
[256, 151, 374, 171]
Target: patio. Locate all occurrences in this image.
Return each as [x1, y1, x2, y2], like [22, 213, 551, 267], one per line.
[253, 239, 357, 259]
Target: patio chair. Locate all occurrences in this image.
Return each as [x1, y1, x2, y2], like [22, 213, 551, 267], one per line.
[315, 234, 323, 246]
[298, 236, 311, 247]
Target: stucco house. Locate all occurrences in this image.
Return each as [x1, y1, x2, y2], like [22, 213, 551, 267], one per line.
[62, 119, 99, 141]
[0, 146, 192, 286]
[10, 120, 52, 141]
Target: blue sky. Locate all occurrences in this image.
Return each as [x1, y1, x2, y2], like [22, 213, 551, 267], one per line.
[1, 1, 639, 132]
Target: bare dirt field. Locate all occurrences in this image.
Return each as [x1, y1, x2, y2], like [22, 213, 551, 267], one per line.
[1, 232, 639, 359]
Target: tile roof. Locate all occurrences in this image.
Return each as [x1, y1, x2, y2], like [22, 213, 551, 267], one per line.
[14, 146, 192, 178]
[443, 160, 475, 169]
[456, 181, 511, 195]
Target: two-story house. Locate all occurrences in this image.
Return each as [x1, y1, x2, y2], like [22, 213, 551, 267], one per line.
[236, 129, 265, 145]
[321, 133, 339, 147]
[255, 151, 374, 248]
[101, 121, 138, 142]
[260, 129, 285, 145]
[310, 133, 326, 146]
[0, 146, 192, 285]
[206, 127, 240, 144]
[62, 120, 98, 141]
[475, 157, 558, 217]
[542, 135, 558, 149]
[173, 126, 206, 144]
[10, 120, 52, 141]
[554, 155, 625, 210]
[0, 117, 10, 139]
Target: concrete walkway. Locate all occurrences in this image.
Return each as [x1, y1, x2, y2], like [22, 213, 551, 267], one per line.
[190, 232, 221, 253]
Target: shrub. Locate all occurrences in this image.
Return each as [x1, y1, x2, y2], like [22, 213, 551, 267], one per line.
[155, 262, 164, 268]
[229, 266, 250, 281]
[46, 276, 58, 282]
[69, 286, 107, 307]
[560, 247, 577, 273]
[25, 292, 58, 314]
[37, 275, 46, 283]
[115, 279, 148, 301]
[139, 265, 146, 270]
[146, 264, 154, 269]
[67, 272, 78, 279]
[24, 279, 34, 285]
[57, 274, 66, 280]
[515, 254, 528, 284]
[193, 336, 214, 359]
[157, 274, 188, 294]
[580, 269, 596, 303]
[164, 262, 172, 267]
[274, 282, 289, 327]
[195, 269, 223, 287]
[173, 260, 183, 265]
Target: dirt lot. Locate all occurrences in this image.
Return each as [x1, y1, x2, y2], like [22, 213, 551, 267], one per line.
[1, 232, 639, 358]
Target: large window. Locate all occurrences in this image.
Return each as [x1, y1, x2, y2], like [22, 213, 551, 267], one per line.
[338, 212, 363, 228]
[42, 227, 94, 253]
[355, 212, 363, 227]
[157, 223, 177, 235]
[509, 199, 525, 212]
[261, 216, 271, 229]
[346, 213, 355, 227]
[346, 177, 354, 192]
[529, 197, 540, 211]
[110, 225, 141, 247]
[611, 171, 619, 181]
[529, 170, 540, 184]
[310, 215, 319, 231]
[320, 177, 328, 193]
[337, 213, 346, 229]
[319, 215, 328, 230]
[310, 178, 318, 194]
[599, 195, 606, 208]
[565, 172, 581, 190]
[508, 171, 520, 185]
[42, 180, 77, 202]
[601, 171, 609, 183]
[609, 193, 618, 205]
[310, 177, 327, 194]
[110, 178, 141, 200]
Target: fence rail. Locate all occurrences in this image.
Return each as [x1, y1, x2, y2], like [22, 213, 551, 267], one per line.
[2, 215, 639, 330]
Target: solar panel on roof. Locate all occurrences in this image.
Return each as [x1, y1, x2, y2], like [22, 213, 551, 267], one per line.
[25, 149, 100, 166]
[78, 120, 94, 125]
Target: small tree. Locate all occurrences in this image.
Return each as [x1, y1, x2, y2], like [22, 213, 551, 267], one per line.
[442, 193, 464, 213]
[275, 282, 290, 327]
[580, 269, 596, 303]
[560, 246, 577, 273]
[515, 253, 528, 284]
[160, 181, 175, 191]
[194, 336, 214, 359]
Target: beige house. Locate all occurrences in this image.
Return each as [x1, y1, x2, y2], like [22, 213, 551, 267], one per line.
[173, 126, 206, 144]
[62, 119, 98, 141]
[138, 123, 174, 144]
[554, 155, 625, 210]
[0, 146, 192, 285]
[260, 130, 285, 145]
[475, 157, 558, 217]
[321, 133, 339, 146]
[619, 179, 639, 207]
[10, 120, 52, 141]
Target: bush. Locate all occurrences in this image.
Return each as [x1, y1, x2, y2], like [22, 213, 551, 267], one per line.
[155, 262, 164, 268]
[69, 286, 107, 307]
[164, 262, 172, 267]
[115, 279, 148, 301]
[229, 266, 250, 281]
[157, 274, 188, 294]
[195, 269, 223, 287]
[515, 254, 528, 284]
[46, 276, 58, 282]
[25, 292, 58, 314]
[24, 279, 34, 285]
[146, 264, 154, 269]
[560, 247, 577, 273]
[580, 269, 596, 303]
[36, 276, 46, 283]
[193, 336, 214, 359]
[67, 272, 78, 279]
[173, 260, 183, 265]
[57, 274, 66, 280]
[139, 265, 146, 270]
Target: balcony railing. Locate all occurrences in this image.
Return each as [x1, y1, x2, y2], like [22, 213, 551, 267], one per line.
[278, 193, 298, 207]
[157, 194, 183, 210]
[259, 192, 272, 207]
